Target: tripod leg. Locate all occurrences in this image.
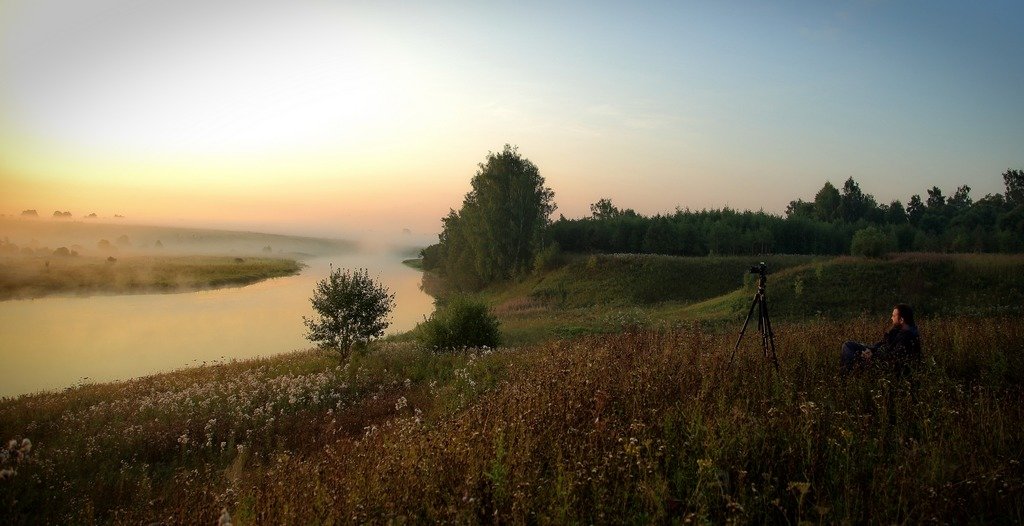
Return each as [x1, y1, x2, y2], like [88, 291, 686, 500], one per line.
[730, 294, 760, 367]
[760, 297, 780, 371]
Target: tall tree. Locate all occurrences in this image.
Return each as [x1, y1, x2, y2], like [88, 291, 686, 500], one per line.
[884, 200, 907, 224]
[926, 186, 946, 210]
[590, 198, 621, 219]
[432, 145, 556, 289]
[839, 177, 870, 223]
[813, 182, 841, 222]
[948, 185, 972, 212]
[785, 199, 815, 219]
[906, 194, 926, 226]
[1004, 169, 1024, 205]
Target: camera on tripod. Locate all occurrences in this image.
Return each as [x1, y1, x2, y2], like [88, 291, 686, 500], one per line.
[731, 261, 779, 371]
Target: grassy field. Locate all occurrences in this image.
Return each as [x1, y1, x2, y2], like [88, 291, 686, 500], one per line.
[1, 316, 1021, 523]
[0, 255, 303, 300]
[0, 217, 357, 257]
[451, 253, 1024, 345]
[1, 252, 1022, 523]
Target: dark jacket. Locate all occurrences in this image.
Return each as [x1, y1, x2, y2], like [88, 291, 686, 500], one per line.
[873, 324, 922, 365]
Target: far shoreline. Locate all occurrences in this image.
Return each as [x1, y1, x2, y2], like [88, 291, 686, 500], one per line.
[0, 255, 304, 301]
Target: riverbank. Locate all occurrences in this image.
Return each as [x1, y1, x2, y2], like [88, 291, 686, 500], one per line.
[0, 255, 303, 300]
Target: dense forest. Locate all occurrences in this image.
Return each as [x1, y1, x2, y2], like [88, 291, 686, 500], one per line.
[551, 169, 1024, 257]
[423, 149, 1023, 291]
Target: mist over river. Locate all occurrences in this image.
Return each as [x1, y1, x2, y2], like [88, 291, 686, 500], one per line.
[0, 251, 434, 397]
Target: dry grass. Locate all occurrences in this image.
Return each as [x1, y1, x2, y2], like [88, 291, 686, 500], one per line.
[2, 316, 1021, 524]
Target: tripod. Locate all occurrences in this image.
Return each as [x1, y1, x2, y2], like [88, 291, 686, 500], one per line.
[729, 266, 780, 371]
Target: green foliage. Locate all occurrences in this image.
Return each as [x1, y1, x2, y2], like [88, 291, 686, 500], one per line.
[522, 254, 818, 308]
[551, 170, 1024, 257]
[418, 296, 501, 351]
[756, 253, 1024, 319]
[850, 226, 895, 258]
[814, 181, 842, 222]
[427, 145, 557, 290]
[1005, 168, 1024, 205]
[303, 267, 395, 359]
[532, 241, 564, 273]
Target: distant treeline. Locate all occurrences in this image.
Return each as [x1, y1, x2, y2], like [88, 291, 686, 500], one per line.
[423, 146, 1023, 291]
[551, 170, 1024, 256]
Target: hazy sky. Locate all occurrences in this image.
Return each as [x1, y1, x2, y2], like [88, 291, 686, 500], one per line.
[1, 0, 1021, 237]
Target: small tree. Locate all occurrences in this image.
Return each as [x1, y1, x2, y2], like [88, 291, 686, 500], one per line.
[303, 267, 395, 360]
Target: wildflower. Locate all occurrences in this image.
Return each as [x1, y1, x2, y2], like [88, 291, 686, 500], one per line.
[19, 439, 31, 456]
[395, 397, 408, 411]
[218, 507, 233, 526]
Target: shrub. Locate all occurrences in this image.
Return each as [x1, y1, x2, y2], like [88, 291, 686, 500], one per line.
[850, 226, 895, 258]
[418, 296, 501, 351]
[532, 242, 564, 273]
[303, 267, 395, 360]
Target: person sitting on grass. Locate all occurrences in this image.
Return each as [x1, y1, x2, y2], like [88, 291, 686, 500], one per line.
[840, 303, 921, 375]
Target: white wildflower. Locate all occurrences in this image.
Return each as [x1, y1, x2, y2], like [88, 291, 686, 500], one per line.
[395, 396, 408, 411]
[218, 507, 233, 526]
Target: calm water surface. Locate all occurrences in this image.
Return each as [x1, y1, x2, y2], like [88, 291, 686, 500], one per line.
[0, 252, 434, 397]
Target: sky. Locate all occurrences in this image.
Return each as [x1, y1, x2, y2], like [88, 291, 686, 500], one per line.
[1, 0, 1022, 238]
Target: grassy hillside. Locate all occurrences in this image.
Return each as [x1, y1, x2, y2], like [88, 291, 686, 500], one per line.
[460, 253, 1024, 345]
[2, 317, 1021, 523]
[489, 253, 820, 308]
[684, 253, 1024, 321]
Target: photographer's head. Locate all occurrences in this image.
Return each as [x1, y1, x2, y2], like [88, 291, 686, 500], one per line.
[891, 303, 915, 328]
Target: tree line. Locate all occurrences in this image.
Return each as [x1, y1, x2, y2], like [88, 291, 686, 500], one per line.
[552, 170, 1024, 257]
[423, 146, 1023, 290]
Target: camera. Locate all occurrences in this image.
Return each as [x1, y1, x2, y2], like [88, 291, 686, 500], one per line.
[748, 262, 767, 275]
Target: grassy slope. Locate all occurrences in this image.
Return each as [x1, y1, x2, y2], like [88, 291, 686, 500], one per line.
[682, 253, 1024, 320]
[3, 318, 1021, 524]
[0, 255, 303, 300]
[3, 252, 1024, 523]
[469, 253, 1024, 345]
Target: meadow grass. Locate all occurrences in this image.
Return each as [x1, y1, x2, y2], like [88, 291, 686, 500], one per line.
[2, 252, 1023, 523]
[0, 255, 302, 300]
[1, 316, 1021, 524]
[475, 252, 1024, 345]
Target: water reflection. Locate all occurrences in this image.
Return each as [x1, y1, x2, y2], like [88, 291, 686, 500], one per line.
[0, 252, 434, 397]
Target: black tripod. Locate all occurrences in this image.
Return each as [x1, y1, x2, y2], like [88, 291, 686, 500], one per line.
[729, 263, 780, 371]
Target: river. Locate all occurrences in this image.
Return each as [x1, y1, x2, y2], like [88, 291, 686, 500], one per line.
[0, 251, 435, 398]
